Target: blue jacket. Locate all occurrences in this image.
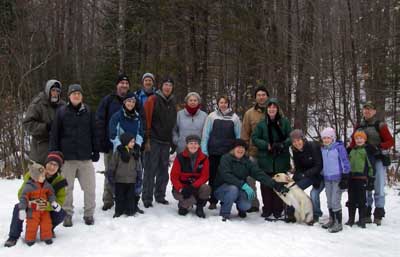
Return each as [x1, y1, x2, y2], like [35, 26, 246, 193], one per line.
[321, 141, 351, 181]
[136, 88, 156, 109]
[108, 108, 144, 152]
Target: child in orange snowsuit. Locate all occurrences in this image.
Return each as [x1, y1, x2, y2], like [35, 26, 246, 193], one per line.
[18, 162, 61, 246]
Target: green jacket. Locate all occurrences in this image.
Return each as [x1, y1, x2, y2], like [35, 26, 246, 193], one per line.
[18, 172, 67, 211]
[214, 152, 274, 189]
[349, 146, 374, 178]
[22, 92, 65, 164]
[251, 116, 292, 173]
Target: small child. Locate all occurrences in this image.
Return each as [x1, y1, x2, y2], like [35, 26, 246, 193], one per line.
[18, 162, 61, 246]
[108, 132, 138, 218]
[320, 127, 350, 233]
[346, 131, 375, 228]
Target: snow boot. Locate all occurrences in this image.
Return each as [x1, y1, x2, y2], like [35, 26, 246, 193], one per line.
[208, 202, 217, 210]
[83, 216, 94, 225]
[156, 198, 169, 205]
[178, 207, 189, 216]
[4, 237, 17, 247]
[238, 210, 247, 218]
[373, 208, 385, 226]
[345, 207, 356, 227]
[143, 202, 153, 208]
[195, 200, 206, 218]
[357, 207, 366, 228]
[328, 210, 343, 233]
[27, 241, 35, 247]
[102, 203, 113, 211]
[63, 215, 73, 227]
[246, 206, 259, 213]
[45, 239, 53, 245]
[364, 206, 372, 223]
[134, 195, 144, 214]
[322, 209, 334, 229]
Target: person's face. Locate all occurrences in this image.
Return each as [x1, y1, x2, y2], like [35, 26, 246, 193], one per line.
[292, 138, 304, 151]
[143, 78, 154, 90]
[322, 137, 333, 146]
[187, 141, 200, 154]
[218, 98, 229, 112]
[355, 136, 366, 146]
[267, 104, 278, 117]
[233, 146, 246, 159]
[127, 139, 135, 149]
[162, 83, 173, 96]
[45, 161, 59, 177]
[116, 80, 130, 97]
[124, 99, 136, 111]
[37, 173, 46, 183]
[50, 88, 60, 98]
[69, 92, 82, 106]
[363, 107, 376, 120]
[255, 91, 268, 105]
[187, 96, 199, 108]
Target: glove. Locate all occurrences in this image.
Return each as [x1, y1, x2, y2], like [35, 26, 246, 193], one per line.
[241, 183, 255, 201]
[272, 181, 289, 195]
[19, 210, 26, 221]
[293, 172, 305, 182]
[366, 177, 375, 191]
[51, 202, 61, 212]
[91, 152, 100, 162]
[339, 174, 349, 190]
[170, 144, 177, 155]
[181, 185, 195, 199]
[133, 144, 141, 160]
[271, 143, 285, 156]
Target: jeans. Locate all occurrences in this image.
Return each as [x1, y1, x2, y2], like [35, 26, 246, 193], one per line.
[296, 178, 324, 218]
[367, 160, 386, 209]
[214, 184, 252, 218]
[8, 203, 66, 240]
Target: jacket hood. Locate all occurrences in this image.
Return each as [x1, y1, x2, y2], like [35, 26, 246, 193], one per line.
[45, 80, 62, 97]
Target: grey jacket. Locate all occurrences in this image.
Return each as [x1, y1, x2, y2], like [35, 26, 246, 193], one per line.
[109, 149, 138, 184]
[172, 108, 207, 154]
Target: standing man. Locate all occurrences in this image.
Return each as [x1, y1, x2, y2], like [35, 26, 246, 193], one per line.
[50, 84, 99, 226]
[142, 77, 177, 208]
[23, 80, 65, 164]
[349, 101, 394, 225]
[240, 86, 269, 213]
[96, 73, 132, 211]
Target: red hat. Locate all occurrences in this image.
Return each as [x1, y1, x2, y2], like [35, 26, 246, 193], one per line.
[45, 151, 64, 167]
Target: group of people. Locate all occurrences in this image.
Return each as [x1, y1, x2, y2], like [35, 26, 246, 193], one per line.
[3, 72, 394, 247]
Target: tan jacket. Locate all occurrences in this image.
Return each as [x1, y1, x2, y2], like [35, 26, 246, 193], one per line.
[240, 105, 265, 157]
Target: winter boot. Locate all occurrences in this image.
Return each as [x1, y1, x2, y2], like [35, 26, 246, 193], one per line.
[246, 206, 259, 213]
[373, 208, 385, 226]
[364, 206, 372, 224]
[208, 202, 217, 210]
[83, 216, 94, 225]
[322, 209, 334, 229]
[4, 237, 17, 247]
[156, 198, 169, 205]
[44, 239, 53, 245]
[102, 203, 113, 211]
[63, 215, 73, 227]
[345, 207, 356, 227]
[238, 210, 247, 218]
[195, 200, 206, 218]
[134, 195, 144, 214]
[27, 241, 35, 247]
[328, 210, 343, 233]
[357, 207, 366, 228]
[178, 207, 189, 216]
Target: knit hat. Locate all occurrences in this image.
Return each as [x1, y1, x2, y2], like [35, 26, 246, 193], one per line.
[184, 92, 201, 104]
[116, 73, 130, 85]
[267, 98, 280, 108]
[185, 134, 201, 144]
[254, 86, 269, 98]
[161, 76, 174, 87]
[29, 161, 46, 181]
[290, 129, 305, 140]
[120, 132, 135, 146]
[231, 139, 248, 150]
[45, 151, 64, 167]
[363, 101, 376, 110]
[45, 80, 62, 96]
[142, 72, 155, 82]
[321, 127, 336, 141]
[123, 93, 137, 103]
[354, 130, 367, 141]
[67, 84, 83, 96]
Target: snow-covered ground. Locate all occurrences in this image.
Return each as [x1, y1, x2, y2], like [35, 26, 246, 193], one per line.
[1, 155, 400, 257]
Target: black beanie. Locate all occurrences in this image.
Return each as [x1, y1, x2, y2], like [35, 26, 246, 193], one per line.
[120, 132, 135, 146]
[185, 134, 201, 144]
[116, 73, 130, 85]
[231, 139, 248, 150]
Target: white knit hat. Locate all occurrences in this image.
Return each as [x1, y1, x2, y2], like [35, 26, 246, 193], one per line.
[321, 127, 336, 141]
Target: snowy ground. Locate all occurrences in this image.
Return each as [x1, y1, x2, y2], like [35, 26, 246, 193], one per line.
[1, 155, 400, 257]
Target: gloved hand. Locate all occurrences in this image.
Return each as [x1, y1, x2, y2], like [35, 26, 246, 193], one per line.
[51, 202, 61, 212]
[170, 144, 177, 155]
[272, 181, 289, 195]
[241, 183, 255, 201]
[181, 185, 195, 199]
[271, 143, 285, 156]
[366, 177, 375, 191]
[91, 152, 100, 162]
[19, 210, 26, 221]
[339, 174, 349, 190]
[133, 144, 141, 160]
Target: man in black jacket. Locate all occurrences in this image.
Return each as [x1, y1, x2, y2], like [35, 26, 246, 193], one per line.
[50, 84, 99, 227]
[290, 129, 324, 222]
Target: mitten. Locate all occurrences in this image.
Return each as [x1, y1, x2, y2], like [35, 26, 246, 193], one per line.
[91, 152, 100, 162]
[51, 202, 61, 212]
[272, 181, 289, 194]
[19, 210, 26, 221]
[241, 183, 255, 201]
[181, 185, 195, 199]
[170, 144, 177, 155]
[339, 174, 349, 190]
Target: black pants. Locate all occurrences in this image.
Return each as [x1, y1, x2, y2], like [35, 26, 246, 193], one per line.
[115, 183, 136, 215]
[208, 155, 222, 204]
[348, 179, 367, 208]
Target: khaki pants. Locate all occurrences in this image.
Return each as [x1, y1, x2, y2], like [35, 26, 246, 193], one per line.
[172, 184, 211, 209]
[62, 160, 96, 217]
[248, 157, 260, 209]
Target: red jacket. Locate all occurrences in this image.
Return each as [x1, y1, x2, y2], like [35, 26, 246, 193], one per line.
[170, 149, 209, 191]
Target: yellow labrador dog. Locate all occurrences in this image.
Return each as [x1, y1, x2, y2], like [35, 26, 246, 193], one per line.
[272, 173, 314, 224]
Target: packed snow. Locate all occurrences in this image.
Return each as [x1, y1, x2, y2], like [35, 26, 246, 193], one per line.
[1, 154, 400, 257]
